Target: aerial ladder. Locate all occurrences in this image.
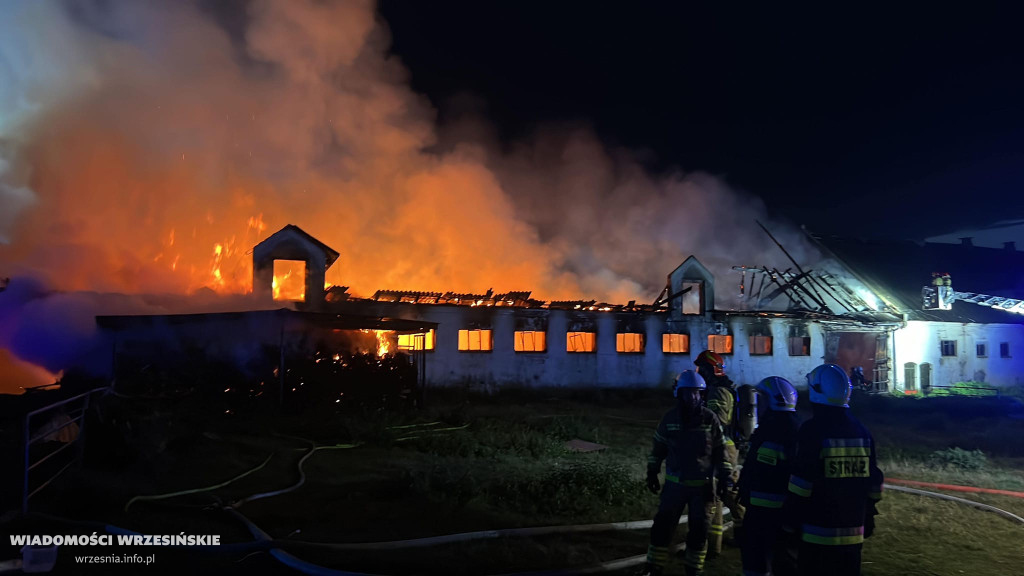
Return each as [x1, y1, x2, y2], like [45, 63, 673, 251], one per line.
[922, 273, 1024, 314]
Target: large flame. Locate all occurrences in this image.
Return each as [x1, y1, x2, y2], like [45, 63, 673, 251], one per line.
[360, 329, 393, 357]
[0, 0, 815, 306]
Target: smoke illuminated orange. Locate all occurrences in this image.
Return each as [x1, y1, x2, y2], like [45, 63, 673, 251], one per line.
[272, 260, 306, 301]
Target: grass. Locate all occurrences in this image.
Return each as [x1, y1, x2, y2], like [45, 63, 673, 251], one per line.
[21, 386, 1024, 575]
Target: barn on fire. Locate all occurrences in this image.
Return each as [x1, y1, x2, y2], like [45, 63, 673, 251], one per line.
[96, 225, 1024, 395]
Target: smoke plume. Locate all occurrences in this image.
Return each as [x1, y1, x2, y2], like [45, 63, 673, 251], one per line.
[0, 0, 818, 389]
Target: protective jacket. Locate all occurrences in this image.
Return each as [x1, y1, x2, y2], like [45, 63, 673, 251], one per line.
[738, 410, 801, 576]
[739, 411, 800, 510]
[785, 405, 883, 575]
[705, 375, 736, 438]
[645, 405, 730, 575]
[648, 406, 731, 487]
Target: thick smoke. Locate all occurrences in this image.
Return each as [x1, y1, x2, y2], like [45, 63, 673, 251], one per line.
[0, 0, 817, 388]
[0, 0, 815, 300]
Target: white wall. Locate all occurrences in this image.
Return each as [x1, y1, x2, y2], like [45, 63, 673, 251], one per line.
[892, 321, 1024, 390]
[359, 302, 832, 390]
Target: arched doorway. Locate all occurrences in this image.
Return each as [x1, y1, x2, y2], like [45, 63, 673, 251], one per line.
[920, 363, 932, 393]
[904, 362, 917, 393]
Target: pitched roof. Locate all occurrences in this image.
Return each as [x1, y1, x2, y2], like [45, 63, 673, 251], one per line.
[261, 224, 340, 267]
[810, 233, 1024, 324]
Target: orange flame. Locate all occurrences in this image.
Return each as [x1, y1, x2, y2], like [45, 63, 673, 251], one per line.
[272, 260, 306, 301]
[360, 329, 393, 357]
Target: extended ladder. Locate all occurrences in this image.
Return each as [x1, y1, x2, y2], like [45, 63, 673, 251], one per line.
[952, 292, 1024, 314]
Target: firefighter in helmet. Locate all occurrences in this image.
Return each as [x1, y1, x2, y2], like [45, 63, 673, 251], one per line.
[784, 364, 884, 576]
[694, 350, 743, 552]
[639, 370, 730, 576]
[738, 376, 801, 576]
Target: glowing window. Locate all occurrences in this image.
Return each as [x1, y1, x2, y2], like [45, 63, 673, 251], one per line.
[567, 332, 597, 353]
[662, 333, 689, 354]
[976, 342, 987, 358]
[1001, 342, 1011, 358]
[272, 260, 306, 301]
[458, 329, 493, 351]
[788, 336, 811, 356]
[397, 330, 435, 351]
[749, 335, 772, 355]
[616, 333, 645, 353]
[514, 331, 547, 352]
[708, 334, 733, 354]
[940, 340, 957, 357]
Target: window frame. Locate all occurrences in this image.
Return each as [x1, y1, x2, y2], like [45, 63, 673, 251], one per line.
[940, 339, 957, 357]
[787, 336, 811, 356]
[707, 334, 733, 355]
[749, 335, 773, 356]
[662, 333, 690, 354]
[458, 329, 494, 352]
[566, 331, 597, 353]
[514, 330, 547, 353]
[616, 333, 645, 354]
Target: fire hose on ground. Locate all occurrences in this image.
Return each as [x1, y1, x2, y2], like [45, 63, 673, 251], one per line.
[28, 431, 1024, 576]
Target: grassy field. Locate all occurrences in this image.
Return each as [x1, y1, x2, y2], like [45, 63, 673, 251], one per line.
[24, 385, 1024, 575]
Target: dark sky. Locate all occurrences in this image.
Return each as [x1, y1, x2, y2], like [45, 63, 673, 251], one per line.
[378, 2, 1024, 239]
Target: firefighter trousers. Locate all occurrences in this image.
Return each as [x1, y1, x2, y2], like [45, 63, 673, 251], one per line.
[740, 508, 797, 576]
[798, 542, 863, 576]
[647, 482, 713, 575]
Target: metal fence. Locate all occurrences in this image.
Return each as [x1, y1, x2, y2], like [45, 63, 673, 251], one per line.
[22, 387, 108, 513]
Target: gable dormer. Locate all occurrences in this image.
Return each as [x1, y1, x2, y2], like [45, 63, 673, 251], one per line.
[667, 256, 714, 320]
[252, 224, 339, 308]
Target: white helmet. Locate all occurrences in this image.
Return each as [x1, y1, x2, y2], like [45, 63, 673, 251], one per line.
[755, 376, 797, 412]
[673, 370, 706, 397]
[806, 364, 852, 408]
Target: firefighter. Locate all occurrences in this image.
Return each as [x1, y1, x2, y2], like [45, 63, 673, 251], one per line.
[784, 364, 884, 576]
[850, 366, 867, 391]
[738, 376, 801, 576]
[638, 370, 731, 576]
[694, 350, 743, 552]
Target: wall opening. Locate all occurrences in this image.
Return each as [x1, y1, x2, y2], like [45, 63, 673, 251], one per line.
[749, 335, 772, 355]
[567, 332, 597, 353]
[663, 333, 690, 354]
[788, 337, 811, 356]
[708, 334, 733, 354]
[920, 362, 932, 392]
[514, 331, 547, 352]
[273, 260, 307, 301]
[681, 281, 703, 315]
[458, 329, 493, 351]
[940, 340, 957, 357]
[398, 330, 435, 351]
[616, 333, 645, 353]
[904, 362, 917, 392]
[788, 324, 811, 356]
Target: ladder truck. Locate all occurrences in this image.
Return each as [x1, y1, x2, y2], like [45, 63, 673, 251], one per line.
[922, 273, 1024, 314]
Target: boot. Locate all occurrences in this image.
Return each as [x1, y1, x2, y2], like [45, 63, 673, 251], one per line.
[633, 562, 663, 576]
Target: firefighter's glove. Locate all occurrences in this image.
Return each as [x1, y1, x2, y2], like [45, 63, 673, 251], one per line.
[716, 477, 734, 499]
[646, 471, 661, 494]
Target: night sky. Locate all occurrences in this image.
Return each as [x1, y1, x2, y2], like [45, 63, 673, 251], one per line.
[378, 2, 1024, 239]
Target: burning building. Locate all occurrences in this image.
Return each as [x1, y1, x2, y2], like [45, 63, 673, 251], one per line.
[92, 224, 1024, 395]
